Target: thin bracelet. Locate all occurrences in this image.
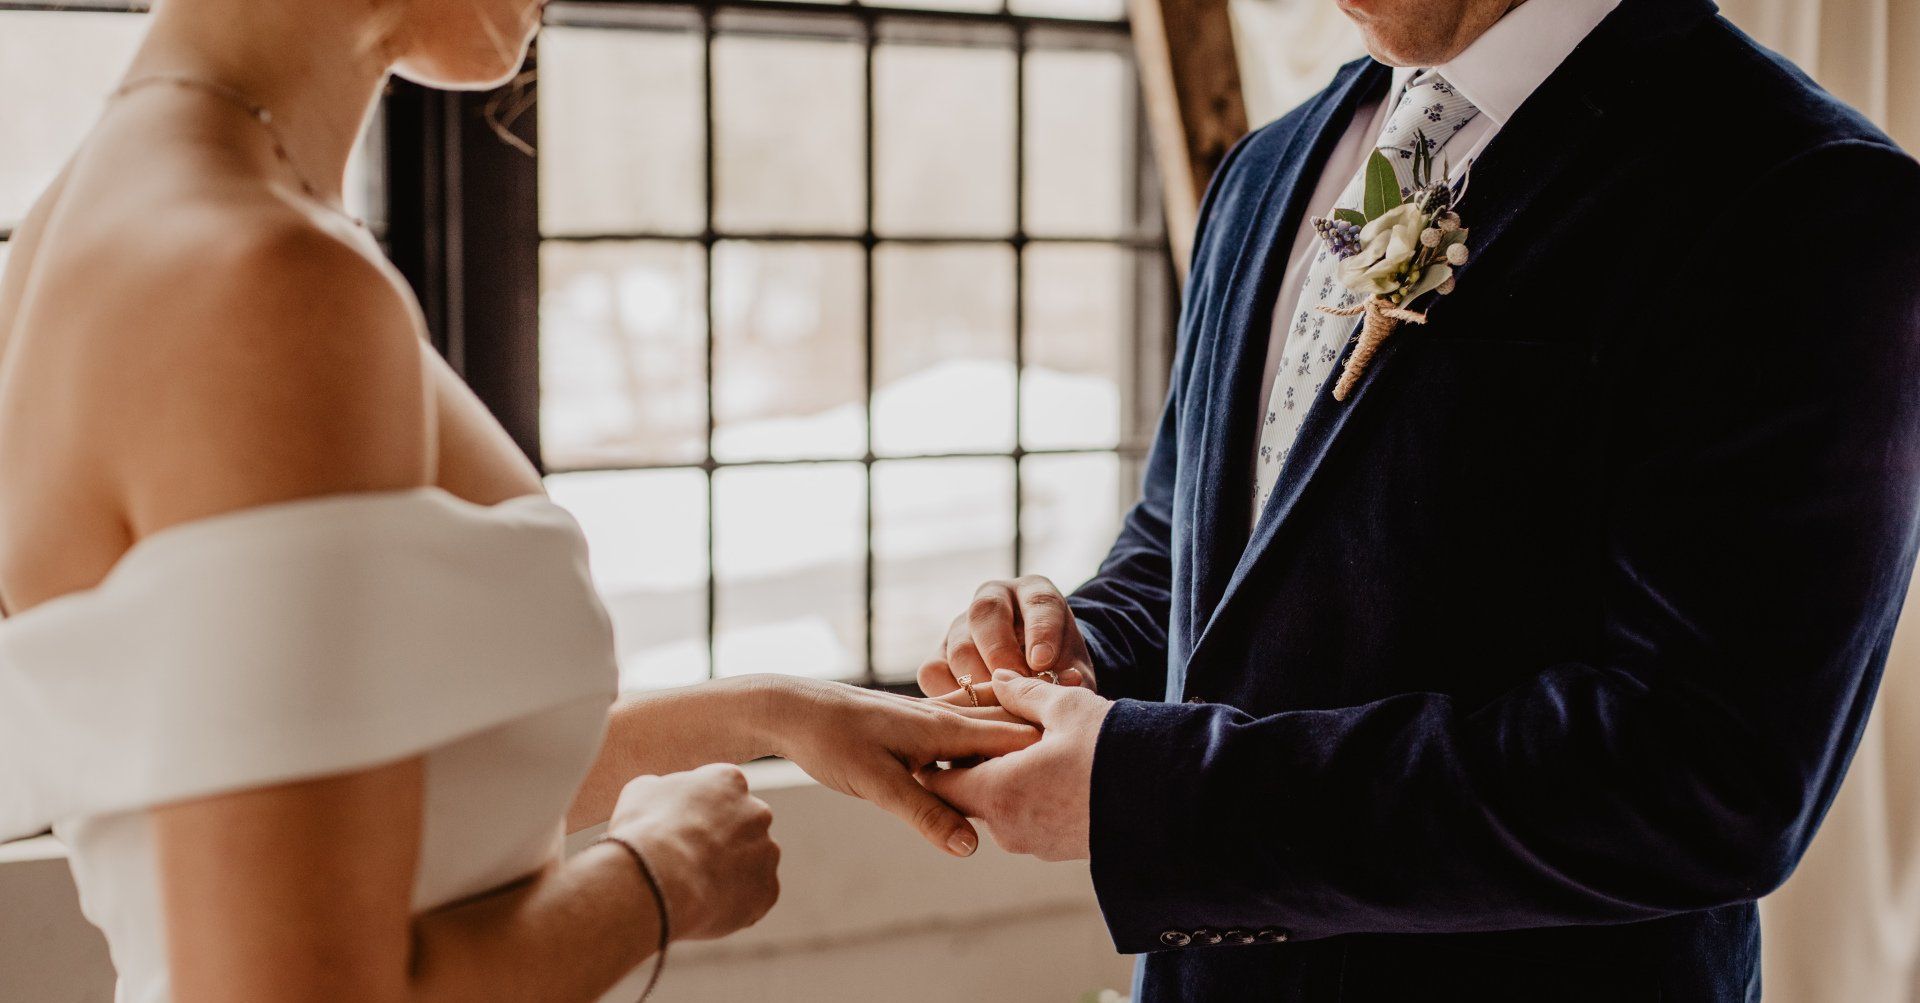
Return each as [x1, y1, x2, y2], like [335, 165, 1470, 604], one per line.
[594, 835, 671, 1001]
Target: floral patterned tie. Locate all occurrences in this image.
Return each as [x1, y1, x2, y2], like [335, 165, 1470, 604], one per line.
[1251, 70, 1481, 516]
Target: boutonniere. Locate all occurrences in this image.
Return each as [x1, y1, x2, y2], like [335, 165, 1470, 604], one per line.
[1310, 132, 1472, 401]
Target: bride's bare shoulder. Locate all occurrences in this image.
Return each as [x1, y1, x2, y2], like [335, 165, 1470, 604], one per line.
[44, 199, 434, 536]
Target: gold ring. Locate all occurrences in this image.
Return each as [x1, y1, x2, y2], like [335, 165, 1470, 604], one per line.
[954, 674, 973, 687]
[1035, 670, 1058, 685]
[964, 682, 981, 707]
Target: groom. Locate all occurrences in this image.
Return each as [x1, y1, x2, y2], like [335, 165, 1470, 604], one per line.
[917, 0, 1920, 998]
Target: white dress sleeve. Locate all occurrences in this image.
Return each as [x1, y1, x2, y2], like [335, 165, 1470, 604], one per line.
[0, 489, 618, 841]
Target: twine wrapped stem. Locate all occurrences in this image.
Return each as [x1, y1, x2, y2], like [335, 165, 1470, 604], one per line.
[1317, 296, 1428, 401]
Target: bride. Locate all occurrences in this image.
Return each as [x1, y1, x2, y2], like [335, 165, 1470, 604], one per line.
[0, 0, 1037, 999]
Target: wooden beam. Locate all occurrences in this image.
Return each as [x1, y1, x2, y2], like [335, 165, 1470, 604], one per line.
[1130, 0, 1249, 280]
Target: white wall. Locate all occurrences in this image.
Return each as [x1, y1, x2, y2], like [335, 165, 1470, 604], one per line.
[0, 762, 1135, 1002]
[1229, 0, 1365, 127]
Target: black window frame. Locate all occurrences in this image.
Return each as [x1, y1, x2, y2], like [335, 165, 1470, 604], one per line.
[529, 0, 1175, 688]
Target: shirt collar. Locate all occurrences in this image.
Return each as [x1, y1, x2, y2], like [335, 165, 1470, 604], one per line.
[1390, 0, 1623, 127]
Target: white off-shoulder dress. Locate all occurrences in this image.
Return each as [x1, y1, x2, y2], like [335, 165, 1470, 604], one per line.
[0, 489, 620, 1003]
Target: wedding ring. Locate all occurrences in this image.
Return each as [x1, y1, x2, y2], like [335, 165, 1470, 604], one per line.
[954, 674, 973, 687]
[1035, 670, 1059, 685]
[963, 682, 981, 707]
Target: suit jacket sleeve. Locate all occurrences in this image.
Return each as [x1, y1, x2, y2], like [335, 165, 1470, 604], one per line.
[1089, 140, 1920, 949]
[1067, 132, 1257, 703]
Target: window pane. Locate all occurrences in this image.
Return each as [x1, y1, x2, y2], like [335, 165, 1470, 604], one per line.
[874, 244, 1015, 455]
[0, 12, 149, 229]
[873, 457, 1014, 680]
[540, 26, 705, 237]
[869, 0, 1003, 12]
[713, 240, 866, 462]
[714, 463, 866, 680]
[874, 44, 1015, 236]
[1022, 243, 1129, 450]
[1009, 0, 1127, 19]
[714, 35, 865, 234]
[1024, 47, 1133, 237]
[540, 241, 707, 468]
[1020, 452, 1122, 593]
[548, 469, 711, 689]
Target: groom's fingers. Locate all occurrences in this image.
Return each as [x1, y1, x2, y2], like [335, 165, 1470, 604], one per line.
[918, 760, 1009, 822]
[871, 762, 983, 857]
[1012, 576, 1067, 670]
[967, 582, 1029, 674]
[991, 669, 1068, 725]
[916, 652, 959, 697]
[944, 615, 993, 686]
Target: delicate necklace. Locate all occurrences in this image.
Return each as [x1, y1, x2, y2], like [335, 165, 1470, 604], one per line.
[109, 74, 367, 229]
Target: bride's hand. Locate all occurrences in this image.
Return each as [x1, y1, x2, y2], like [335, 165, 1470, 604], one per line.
[750, 676, 1039, 857]
[608, 764, 781, 942]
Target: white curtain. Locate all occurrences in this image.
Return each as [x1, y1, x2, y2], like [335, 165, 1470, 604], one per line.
[1717, 5, 1920, 1001]
[1231, 2, 1920, 999]
[1719, 0, 1920, 152]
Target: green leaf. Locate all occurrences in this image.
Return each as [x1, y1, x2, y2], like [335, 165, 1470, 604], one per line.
[1332, 208, 1367, 228]
[1363, 149, 1402, 221]
[1410, 131, 1431, 187]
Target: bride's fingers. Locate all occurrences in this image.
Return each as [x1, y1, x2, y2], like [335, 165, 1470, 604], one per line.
[922, 712, 1039, 759]
[866, 760, 981, 857]
[940, 705, 1030, 726]
[932, 679, 1004, 709]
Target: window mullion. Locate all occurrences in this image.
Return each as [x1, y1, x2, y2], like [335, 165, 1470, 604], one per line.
[860, 3, 880, 686]
[702, 4, 721, 683]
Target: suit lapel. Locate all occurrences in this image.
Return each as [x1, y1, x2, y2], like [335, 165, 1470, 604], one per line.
[1186, 0, 1712, 663]
[1186, 61, 1392, 625]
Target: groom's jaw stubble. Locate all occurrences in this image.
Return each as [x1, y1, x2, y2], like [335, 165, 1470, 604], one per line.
[1335, 0, 1530, 68]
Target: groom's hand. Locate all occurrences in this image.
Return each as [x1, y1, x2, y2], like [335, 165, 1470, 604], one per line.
[919, 670, 1111, 862]
[917, 576, 1098, 704]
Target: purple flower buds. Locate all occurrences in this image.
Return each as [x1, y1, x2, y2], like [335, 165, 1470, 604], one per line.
[1312, 216, 1365, 259]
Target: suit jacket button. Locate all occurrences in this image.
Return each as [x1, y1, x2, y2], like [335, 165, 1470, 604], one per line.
[1223, 928, 1256, 945]
[1192, 928, 1224, 946]
[1254, 927, 1289, 944]
[1160, 930, 1192, 948]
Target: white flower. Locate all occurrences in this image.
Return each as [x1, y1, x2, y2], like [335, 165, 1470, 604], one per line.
[1445, 242, 1470, 265]
[1337, 203, 1426, 296]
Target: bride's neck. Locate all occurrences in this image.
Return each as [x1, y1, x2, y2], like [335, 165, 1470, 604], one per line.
[127, 0, 395, 205]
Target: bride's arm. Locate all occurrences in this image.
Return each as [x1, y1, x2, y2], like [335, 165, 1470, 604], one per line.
[156, 758, 691, 1003]
[111, 223, 777, 1002]
[567, 675, 1039, 856]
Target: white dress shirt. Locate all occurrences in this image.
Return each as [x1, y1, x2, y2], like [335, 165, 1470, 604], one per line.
[1253, 0, 1624, 470]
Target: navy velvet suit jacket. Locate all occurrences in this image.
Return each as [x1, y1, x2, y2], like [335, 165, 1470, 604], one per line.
[1070, 0, 1920, 999]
